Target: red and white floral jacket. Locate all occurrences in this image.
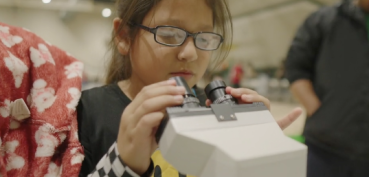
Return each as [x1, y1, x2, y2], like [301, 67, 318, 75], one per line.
[0, 22, 84, 177]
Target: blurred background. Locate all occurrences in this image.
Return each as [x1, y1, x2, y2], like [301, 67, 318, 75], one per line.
[0, 0, 340, 137]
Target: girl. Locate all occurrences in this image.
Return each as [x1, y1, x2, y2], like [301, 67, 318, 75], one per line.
[77, 0, 302, 176]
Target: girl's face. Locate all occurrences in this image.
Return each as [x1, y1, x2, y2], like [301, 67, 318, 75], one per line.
[129, 0, 214, 88]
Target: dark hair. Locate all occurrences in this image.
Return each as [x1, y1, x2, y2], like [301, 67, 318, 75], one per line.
[105, 0, 233, 84]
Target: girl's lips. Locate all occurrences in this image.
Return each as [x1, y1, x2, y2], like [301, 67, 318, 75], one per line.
[170, 72, 194, 79]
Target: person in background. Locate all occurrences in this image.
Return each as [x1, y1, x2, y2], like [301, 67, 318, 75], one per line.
[285, 0, 369, 176]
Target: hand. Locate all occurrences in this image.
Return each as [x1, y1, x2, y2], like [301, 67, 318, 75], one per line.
[205, 86, 270, 109]
[117, 80, 185, 175]
[277, 107, 303, 130]
[206, 87, 302, 130]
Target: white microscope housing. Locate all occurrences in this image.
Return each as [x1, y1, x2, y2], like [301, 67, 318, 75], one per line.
[156, 77, 307, 177]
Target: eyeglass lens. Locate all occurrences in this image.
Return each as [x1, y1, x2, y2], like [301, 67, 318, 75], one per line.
[155, 26, 221, 50]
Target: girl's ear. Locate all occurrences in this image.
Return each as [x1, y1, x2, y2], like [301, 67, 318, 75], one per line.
[113, 18, 131, 55]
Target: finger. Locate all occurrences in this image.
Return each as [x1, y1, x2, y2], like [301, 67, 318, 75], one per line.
[205, 99, 212, 107]
[240, 94, 270, 110]
[226, 87, 257, 97]
[128, 82, 185, 113]
[277, 107, 303, 130]
[134, 111, 165, 138]
[132, 95, 184, 125]
[128, 79, 178, 109]
[225, 86, 233, 94]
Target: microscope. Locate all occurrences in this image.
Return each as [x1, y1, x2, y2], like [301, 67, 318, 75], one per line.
[155, 76, 307, 177]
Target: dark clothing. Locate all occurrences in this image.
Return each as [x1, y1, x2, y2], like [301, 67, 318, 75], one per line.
[77, 84, 129, 176]
[285, 0, 369, 161]
[77, 83, 207, 176]
[306, 141, 369, 177]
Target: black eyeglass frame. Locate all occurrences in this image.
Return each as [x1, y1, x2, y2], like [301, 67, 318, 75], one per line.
[133, 23, 224, 51]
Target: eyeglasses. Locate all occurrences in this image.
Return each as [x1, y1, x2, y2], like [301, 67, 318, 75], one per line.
[133, 23, 224, 51]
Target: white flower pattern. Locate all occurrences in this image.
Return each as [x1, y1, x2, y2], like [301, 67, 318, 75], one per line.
[3, 51, 29, 88]
[35, 124, 60, 157]
[44, 162, 62, 177]
[0, 25, 23, 48]
[64, 62, 83, 79]
[30, 43, 55, 67]
[66, 88, 81, 110]
[70, 147, 84, 165]
[30, 79, 57, 113]
[5, 140, 25, 171]
[0, 99, 11, 118]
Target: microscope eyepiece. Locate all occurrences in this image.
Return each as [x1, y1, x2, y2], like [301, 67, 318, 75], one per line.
[170, 76, 195, 97]
[155, 76, 200, 144]
[170, 76, 200, 108]
[204, 80, 237, 105]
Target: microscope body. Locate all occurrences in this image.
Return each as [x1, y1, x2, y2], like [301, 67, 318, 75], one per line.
[156, 77, 307, 177]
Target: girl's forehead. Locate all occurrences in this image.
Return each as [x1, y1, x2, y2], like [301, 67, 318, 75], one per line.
[145, 0, 213, 30]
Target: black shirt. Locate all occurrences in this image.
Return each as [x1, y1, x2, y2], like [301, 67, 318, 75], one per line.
[285, 1, 369, 160]
[77, 83, 207, 176]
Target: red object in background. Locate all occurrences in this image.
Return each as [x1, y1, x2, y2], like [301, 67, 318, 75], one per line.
[231, 65, 243, 84]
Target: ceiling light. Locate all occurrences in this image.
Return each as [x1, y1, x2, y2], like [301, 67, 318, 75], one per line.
[102, 8, 111, 18]
[42, 0, 51, 4]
